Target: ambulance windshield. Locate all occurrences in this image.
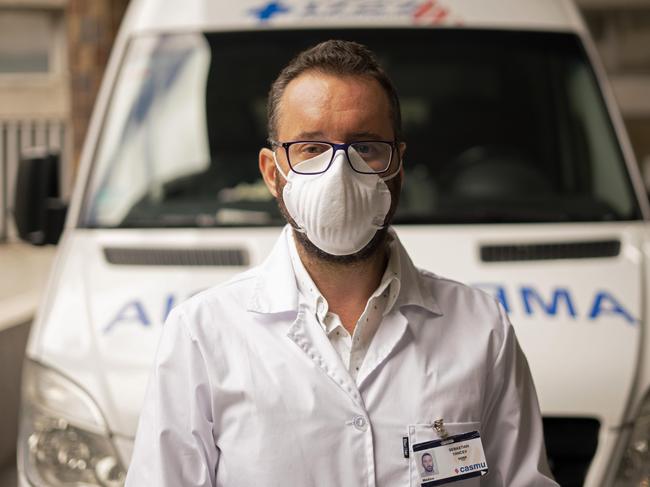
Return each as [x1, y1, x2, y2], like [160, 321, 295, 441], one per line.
[82, 29, 640, 227]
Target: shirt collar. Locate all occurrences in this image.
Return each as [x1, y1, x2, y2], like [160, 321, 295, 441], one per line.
[247, 224, 442, 318]
[287, 228, 403, 325]
[388, 228, 442, 316]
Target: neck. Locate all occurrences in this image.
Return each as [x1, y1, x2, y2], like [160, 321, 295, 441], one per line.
[294, 235, 388, 334]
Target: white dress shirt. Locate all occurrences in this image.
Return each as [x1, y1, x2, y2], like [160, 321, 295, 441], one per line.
[287, 229, 400, 381]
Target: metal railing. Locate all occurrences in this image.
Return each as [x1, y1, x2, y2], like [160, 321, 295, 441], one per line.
[0, 119, 68, 242]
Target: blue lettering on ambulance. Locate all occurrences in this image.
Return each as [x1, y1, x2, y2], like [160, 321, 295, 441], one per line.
[250, 0, 426, 21]
[472, 283, 636, 325]
[250, 1, 290, 21]
[521, 286, 577, 318]
[103, 291, 204, 333]
[103, 285, 638, 333]
[104, 300, 151, 333]
[162, 294, 176, 323]
[589, 290, 636, 324]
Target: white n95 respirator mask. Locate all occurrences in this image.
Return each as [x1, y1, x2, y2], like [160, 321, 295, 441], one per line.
[275, 150, 396, 256]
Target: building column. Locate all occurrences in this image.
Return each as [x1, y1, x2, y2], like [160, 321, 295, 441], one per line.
[66, 0, 128, 171]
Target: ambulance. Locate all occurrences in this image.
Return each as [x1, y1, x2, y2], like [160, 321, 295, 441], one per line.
[14, 0, 650, 485]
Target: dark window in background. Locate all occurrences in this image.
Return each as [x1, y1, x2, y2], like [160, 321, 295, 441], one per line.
[83, 29, 641, 228]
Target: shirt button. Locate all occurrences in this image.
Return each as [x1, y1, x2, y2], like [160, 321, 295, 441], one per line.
[352, 415, 368, 431]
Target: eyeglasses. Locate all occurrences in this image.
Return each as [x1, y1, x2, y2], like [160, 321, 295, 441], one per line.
[272, 140, 397, 175]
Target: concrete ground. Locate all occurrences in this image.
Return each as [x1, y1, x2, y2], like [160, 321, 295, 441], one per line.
[0, 243, 56, 487]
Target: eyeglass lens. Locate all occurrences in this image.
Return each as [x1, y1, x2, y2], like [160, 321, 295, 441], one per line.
[287, 142, 393, 174]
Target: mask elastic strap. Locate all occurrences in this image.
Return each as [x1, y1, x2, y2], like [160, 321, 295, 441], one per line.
[273, 153, 306, 234]
[380, 157, 403, 182]
[273, 153, 290, 181]
[373, 158, 402, 229]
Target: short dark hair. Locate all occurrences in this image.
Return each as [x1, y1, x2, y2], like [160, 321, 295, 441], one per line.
[267, 39, 402, 142]
[421, 453, 433, 462]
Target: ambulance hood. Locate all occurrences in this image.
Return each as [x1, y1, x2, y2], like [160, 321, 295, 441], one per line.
[29, 223, 642, 440]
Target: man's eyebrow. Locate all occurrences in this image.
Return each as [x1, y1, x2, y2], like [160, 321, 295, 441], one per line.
[348, 131, 386, 140]
[293, 131, 388, 140]
[295, 131, 326, 139]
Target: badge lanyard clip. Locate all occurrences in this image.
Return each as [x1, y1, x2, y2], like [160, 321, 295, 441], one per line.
[433, 418, 449, 439]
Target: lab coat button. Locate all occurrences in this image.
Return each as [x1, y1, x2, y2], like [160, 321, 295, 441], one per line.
[352, 416, 368, 431]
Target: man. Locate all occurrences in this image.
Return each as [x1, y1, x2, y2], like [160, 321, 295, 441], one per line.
[126, 40, 558, 486]
[421, 452, 438, 477]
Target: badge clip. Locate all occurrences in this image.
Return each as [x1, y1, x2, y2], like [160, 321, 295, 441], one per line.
[433, 418, 449, 439]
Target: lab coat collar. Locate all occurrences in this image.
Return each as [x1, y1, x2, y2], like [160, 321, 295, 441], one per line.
[388, 228, 443, 317]
[247, 225, 442, 317]
[246, 225, 299, 314]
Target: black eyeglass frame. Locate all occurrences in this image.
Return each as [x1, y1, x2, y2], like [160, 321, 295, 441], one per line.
[270, 140, 399, 176]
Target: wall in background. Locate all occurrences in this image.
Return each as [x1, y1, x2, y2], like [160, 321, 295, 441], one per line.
[67, 0, 129, 170]
[579, 0, 650, 164]
[0, 0, 128, 242]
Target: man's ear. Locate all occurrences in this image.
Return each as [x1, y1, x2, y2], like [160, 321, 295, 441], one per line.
[259, 148, 279, 198]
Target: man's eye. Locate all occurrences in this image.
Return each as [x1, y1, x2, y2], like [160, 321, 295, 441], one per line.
[298, 144, 327, 154]
[354, 144, 376, 156]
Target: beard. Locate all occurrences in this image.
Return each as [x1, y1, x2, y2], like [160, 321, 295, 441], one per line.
[274, 169, 400, 265]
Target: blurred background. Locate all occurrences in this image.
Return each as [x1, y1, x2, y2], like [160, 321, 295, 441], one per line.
[0, 0, 648, 486]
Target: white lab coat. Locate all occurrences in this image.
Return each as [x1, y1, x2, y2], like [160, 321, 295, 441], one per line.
[126, 226, 557, 487]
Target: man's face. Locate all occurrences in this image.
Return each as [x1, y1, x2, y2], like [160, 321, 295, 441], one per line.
[422, 454, 434, 472]
[259, 71, 404, 262]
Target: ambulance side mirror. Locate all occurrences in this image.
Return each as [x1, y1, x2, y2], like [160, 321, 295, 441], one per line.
[14, 150, 68, 245]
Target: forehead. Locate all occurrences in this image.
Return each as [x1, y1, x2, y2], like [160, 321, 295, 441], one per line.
[277, 71, 393, 139]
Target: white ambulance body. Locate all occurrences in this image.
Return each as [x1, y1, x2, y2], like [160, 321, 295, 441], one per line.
[16, 1, 650, 486]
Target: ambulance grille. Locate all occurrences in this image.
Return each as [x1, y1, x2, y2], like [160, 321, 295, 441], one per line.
[480, 239, 620, 262]
[543, 417, 600, 487]
[103, 247, 248, 266]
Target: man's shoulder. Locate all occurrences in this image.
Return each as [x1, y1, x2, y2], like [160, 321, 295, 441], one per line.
[171, 265, 262, 320]
[390, 229, 499, 316]
[415, 267, 499, 311]
[412, 267, 509, 353]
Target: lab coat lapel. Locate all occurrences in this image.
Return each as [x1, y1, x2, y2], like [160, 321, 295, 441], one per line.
[287, 304, 365, 409]
[356, 234, 444, 388]
[248, 226, 363, 406]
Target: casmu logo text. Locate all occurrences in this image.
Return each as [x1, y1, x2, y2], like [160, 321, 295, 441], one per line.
[459, 462, 487, 473]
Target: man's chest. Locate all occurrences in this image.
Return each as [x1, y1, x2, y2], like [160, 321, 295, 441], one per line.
[205, 310, 493, 487]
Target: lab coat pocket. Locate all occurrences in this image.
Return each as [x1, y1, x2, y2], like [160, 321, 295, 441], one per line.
[408, 421, 481, 487]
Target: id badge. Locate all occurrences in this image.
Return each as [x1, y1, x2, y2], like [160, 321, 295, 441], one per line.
[412, 431, 488, 486]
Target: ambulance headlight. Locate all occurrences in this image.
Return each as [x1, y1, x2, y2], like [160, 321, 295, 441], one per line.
[614, 389, 650, 485]
[18, 360, 126, 486]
